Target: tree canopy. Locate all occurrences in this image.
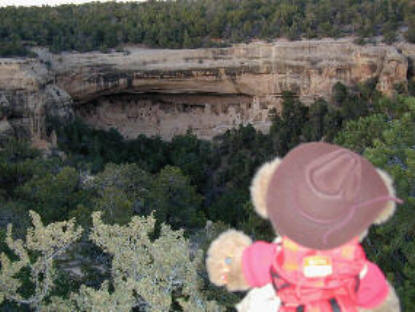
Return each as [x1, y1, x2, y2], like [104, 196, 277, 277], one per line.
[0, 0, 413, 57]
[0, 83, 413, 310]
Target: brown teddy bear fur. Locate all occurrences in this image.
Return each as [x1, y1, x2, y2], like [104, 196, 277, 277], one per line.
[206, 230, 251, 291]
[206, 156, 401, 311]
[206, 230, 401, 311]
[249, 158, 397, 225]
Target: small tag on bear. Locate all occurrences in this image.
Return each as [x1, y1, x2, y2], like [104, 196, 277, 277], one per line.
[303, 255, 333, 278]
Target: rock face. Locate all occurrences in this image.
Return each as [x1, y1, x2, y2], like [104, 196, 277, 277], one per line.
[396, 42, 415, 81]
[0, 58, 73, 144]
[0, 39, 411, 141]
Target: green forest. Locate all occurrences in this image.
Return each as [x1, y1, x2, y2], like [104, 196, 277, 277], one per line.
[0, 0, 414, 309]
[0, 0, 414, 56]
[0, 80, 414, 310]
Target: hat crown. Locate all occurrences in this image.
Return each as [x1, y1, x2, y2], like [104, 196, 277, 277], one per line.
[307, 150, 362, 202]
[266, 142, 390, 249]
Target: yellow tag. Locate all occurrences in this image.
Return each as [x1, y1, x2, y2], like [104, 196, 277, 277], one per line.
[341, 245, 355, 260]
[303, 255, 333, 278]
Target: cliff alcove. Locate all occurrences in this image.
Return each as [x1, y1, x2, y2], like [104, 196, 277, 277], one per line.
[0, 40, 412, 143]
[76, 92, 262, 140]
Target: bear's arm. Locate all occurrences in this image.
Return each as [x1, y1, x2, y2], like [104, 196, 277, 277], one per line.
[242, 241, 278, 288]
[357, 261, 400, 311]
[206, 231, 277, 291]
[206, 230, 253, 291]
[358, 282, 400, 312]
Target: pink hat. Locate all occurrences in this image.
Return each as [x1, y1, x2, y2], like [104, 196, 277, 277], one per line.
[266, 142, 400, 250]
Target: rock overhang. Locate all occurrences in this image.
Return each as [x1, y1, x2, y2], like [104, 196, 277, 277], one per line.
[0, 39, 411, 142]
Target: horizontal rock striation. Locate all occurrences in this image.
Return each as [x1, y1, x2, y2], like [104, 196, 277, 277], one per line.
[0, 39, 411, 141]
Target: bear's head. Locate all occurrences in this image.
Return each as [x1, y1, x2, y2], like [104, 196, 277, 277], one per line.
[250, 142, 401, 249]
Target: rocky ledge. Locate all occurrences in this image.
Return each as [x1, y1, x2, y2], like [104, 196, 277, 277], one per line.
[0, 39, 412, 142]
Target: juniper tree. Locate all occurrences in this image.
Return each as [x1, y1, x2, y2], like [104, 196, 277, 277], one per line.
[0, 211, 83, 311]
[1, 211, 223, 311]
[334, 95, 415, 310]
[82, 211, 221, 312]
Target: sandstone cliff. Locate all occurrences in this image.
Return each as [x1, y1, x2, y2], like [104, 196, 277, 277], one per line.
[396, 42, 415, 80]
[0, 39, 410, 141]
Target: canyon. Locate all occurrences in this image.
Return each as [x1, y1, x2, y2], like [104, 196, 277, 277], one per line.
[0, 39, 412, 142]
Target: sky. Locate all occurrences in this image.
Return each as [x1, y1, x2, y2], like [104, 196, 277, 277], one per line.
[0, 0, 146, 7]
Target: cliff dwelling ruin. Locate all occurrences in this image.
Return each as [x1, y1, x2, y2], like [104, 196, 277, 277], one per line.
[76, 92, 267, 140]
[0, 39, 413, 142]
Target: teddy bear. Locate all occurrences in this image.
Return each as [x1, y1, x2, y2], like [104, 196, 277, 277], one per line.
[206, 142, 403, 312]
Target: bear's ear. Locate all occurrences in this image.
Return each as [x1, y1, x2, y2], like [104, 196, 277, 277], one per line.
[373, 168, 397, 225]
[250, 157, 281, 219]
